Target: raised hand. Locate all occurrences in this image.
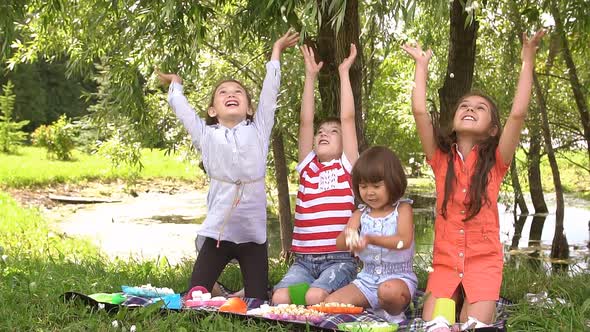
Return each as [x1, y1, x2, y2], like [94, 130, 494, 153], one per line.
[155, 70, 182, 85]
[401, 42, 433, 66]
[521, 29, 546, 62]
[300, 44, 323, 78]
[272, 29, 300, 60]
[338, 43, 357, 73]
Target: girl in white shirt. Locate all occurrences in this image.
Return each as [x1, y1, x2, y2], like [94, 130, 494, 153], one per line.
[157, 30, 298, 299]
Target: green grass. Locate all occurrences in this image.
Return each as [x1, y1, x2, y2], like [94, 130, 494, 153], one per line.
[0, 192, 301, 331]
[1, 193, 589, 331]
[0, 146, 205, 188]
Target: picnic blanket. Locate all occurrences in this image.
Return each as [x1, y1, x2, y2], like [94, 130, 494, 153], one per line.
[62, 286, 512, 331]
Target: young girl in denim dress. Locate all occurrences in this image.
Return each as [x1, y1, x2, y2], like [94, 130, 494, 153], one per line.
[326, 146, 418, 322]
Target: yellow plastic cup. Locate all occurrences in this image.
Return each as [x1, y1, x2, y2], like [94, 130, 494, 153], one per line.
[288, 282, 310, 305]
[432, 298, 456, 325]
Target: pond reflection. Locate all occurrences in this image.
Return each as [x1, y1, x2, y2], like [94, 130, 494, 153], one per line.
[267, 201, 590, 273]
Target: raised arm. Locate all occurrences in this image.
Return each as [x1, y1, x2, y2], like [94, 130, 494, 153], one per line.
[498, 29, 546, 165]
[365, 203, 414, 250]
[339, 44, 359, 166]
[298, 44, 323, 162]
[156, 71, 205, 150]
[256, 30, 299, 141]
[402, 43, 436, 160]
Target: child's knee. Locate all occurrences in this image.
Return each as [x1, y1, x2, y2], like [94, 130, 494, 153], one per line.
[272, 288, 290, 304]
[377, 281, 409, 307]
[305, 287, 329, 305]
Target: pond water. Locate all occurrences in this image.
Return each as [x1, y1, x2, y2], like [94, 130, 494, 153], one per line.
[55, 190, 589, 271]
[266, 197, 590, 271]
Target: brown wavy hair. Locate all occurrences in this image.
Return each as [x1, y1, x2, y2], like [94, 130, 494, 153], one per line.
[352, 146, 407, 206]
[437, 91, 502, 221]
[206, 79, 254, 125]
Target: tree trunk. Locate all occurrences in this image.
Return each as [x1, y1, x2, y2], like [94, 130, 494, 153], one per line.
[550, 2, 590, 170]
[338, 0, 365, 151]
[510, 215, 527, 250]
[316, 2, 339, 121]
[437, 0, 478, 130]
[271, 129, 293, 258]
[532, 72, 568, 263]
[316, 0, 366, 151]
[509, 162, 529, 215]
[527, 125, 548, 214]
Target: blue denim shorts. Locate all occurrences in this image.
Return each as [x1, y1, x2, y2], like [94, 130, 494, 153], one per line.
[274, 252, 358, 292]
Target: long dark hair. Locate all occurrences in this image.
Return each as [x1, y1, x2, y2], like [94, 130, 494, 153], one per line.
[206, 79, 254, 125]
[437, 91, 502, 221]
[352, 146, 407, 206]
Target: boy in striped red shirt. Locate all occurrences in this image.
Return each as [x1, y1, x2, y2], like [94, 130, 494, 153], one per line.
[272, 43, 359, 305]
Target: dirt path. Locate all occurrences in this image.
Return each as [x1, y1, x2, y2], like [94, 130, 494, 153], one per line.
[9, 180, 208, 265]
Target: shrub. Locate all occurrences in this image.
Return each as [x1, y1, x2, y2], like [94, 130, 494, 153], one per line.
[0, 81, 29, 153]
[31, 115, 76, 160]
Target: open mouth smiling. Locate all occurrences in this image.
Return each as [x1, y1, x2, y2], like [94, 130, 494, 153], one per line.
[225, 99, 239, 107]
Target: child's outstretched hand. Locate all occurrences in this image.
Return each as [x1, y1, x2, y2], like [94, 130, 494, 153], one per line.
[155, 70, 182, 85]
[272, 29, 300, 60]
[521, 29, 546, 62]
[401, 42, 433, 66]
[300, 44, 323, 78]
[338, 43, 357, 73]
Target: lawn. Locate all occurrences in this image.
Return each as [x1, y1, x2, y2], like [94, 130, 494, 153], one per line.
[0, 147, 204, 188]
[1, 147, 589, 331]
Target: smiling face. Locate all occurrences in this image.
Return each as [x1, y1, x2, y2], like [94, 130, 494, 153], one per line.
[207, 80, 253, 127]
[314, 121, 343, 162]
[452, 95, 499, 139]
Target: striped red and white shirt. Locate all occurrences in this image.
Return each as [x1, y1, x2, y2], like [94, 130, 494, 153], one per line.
[291, 151, 355, 254]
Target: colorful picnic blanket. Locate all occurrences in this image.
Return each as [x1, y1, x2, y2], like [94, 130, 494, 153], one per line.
[63, 287, 511, 331]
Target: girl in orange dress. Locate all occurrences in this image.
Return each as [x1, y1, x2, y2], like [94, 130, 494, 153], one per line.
[402, 29, 545, 330]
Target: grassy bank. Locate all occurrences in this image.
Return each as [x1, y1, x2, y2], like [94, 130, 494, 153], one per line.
[0, 147, 204, 188]
[1, 192, 589, 330]
[0, 192, 296, 331]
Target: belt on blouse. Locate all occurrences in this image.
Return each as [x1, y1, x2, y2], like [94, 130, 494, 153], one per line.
[209, 175, 265, 248]
[362, 261, 414, 275]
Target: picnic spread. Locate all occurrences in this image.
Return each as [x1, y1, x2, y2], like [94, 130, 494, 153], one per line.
[62, 283, 511, 331]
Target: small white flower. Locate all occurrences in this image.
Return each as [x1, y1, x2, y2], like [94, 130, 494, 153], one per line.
[1, 255, 7, 262]
[98, 303, 105, 310]
[471, 1, 480, 10]
[111, 320, 119, 328]
[130, 325, 136, 332]
[409, 157, 415, 164]
[450, 73, 455, 78]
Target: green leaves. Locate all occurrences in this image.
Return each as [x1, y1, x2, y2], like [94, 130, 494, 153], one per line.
[0, 81, 29, 154]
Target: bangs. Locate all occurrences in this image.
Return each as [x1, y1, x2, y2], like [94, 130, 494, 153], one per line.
[354, 158, 385, 184]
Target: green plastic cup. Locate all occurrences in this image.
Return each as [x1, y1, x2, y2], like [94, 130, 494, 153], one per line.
[432, 297, 456, 325]
[288, 282, 310, 305]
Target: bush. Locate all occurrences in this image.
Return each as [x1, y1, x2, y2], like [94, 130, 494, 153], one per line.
[0, 81, 29, 153]
[31, 115, 76, 160]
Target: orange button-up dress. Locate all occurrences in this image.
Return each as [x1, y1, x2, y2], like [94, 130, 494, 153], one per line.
[426, 146, 509, 303]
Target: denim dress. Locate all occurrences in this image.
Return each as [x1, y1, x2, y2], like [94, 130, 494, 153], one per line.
[352, 200, 418, 309]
